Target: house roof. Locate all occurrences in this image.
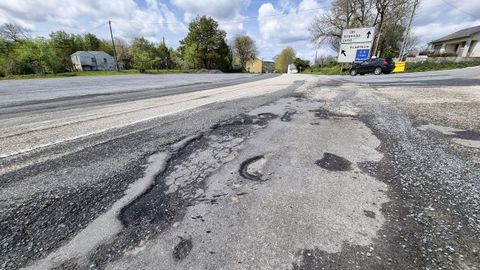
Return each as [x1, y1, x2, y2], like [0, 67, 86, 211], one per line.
[71, 51, 113, 57]
[432, 25, 480, 44]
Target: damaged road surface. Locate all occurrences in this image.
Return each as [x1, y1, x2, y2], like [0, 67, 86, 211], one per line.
[1, 69, 480, 269]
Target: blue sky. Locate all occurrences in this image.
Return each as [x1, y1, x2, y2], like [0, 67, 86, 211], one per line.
[1, 0, 479, 61]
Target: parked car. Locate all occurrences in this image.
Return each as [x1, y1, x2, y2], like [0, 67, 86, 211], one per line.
[349, 58, 395, 76]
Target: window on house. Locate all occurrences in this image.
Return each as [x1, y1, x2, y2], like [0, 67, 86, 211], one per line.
[91, 57, 96, 63]
[104, 58, 107, 64]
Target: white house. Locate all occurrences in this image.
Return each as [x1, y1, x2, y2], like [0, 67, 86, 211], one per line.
[71, 51, 116, 71]
[430, 25, 480, 57]
[287, 64, 298, 74]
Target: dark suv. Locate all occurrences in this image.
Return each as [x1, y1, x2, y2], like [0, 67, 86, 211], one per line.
[349, 58, 395, 76]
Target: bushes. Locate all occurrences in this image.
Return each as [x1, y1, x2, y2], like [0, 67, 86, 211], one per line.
[406, 60, 480, 72]
[418, 51, 458, 57]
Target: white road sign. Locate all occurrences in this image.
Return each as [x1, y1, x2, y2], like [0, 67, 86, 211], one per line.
[337, 42, 373, 63]
[341, 27, 375, 44]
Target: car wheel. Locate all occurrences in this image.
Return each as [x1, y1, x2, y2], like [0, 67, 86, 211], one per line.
[374, 67, 382, 75]
[350, 69, 357, 76]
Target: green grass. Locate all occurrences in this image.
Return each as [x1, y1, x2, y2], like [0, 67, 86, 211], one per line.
[405, 60, 480, 73]
[0, 69, 192, 81]
[302, 60, 480, 75]
[304, 65, 349, 75]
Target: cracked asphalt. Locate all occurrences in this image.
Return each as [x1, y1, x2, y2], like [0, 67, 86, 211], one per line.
[1, 68, 480, 269]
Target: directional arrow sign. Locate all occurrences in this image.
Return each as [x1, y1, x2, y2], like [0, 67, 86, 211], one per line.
[337, 42, 373, 63]
[341, 27, 375, 44]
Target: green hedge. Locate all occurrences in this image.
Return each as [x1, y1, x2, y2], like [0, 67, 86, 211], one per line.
[405, 60, 480, 73]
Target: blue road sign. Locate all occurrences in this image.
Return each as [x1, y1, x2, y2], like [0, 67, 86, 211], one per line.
[355, 49, 370, 62]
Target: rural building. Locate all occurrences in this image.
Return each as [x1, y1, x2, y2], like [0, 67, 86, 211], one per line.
[430, 25, 480, 57]
[71, 51, 116, 71]
[245, 58, 263, 73]
[287, 64, 298, 74]
[245, 58, 276, 73]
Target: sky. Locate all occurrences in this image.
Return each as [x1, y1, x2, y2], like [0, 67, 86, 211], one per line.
[0, 0, 479, 61]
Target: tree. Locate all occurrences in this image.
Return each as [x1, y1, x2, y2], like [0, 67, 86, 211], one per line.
[49, 31, 84, 71]
[179, 16, 231, 71]
[274, 47, 296, 73]
[83, 33, 101, 51]
[294, 58, 310, 72]
[309, 0, 414, 56]
[114, 37, 133, 69]
[233, 35, 257, 70]
[0, 23, 30, 41]
[179, 43, 199, 69]
[129, 37, 155, 72]
[154, 40, 174, 70]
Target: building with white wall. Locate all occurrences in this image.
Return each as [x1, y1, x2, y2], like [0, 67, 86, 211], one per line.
[71, 51, 116, 71]
[430, 25, 480, 57]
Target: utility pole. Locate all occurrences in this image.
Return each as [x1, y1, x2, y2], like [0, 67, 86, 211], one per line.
[108, 20, 120, 71]
[399, 0, 419, 60]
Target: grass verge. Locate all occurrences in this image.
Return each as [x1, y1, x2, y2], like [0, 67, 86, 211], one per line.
[304, 65, 349, 75]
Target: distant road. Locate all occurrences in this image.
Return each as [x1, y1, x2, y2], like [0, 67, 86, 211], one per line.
[0, 73, 276, 109]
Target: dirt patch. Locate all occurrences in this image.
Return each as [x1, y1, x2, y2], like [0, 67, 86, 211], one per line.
[315, 153, 352, 171]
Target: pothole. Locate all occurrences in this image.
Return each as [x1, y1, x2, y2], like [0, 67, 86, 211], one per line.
[281, 111, 296, 122]
[310, 108, 352, 119]
[315, 153, 352, 171]
[239, 155, 267, 181]
[363, 210, 376, 219]
[257, 113, 278, 120]
[172, 236, 193, 261]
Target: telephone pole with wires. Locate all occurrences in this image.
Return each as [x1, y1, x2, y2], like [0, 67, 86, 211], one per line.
[108, 20, 120, 71]
[399, 0, 419, 60]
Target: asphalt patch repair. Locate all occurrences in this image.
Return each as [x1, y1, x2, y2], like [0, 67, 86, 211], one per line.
[315, 153, 352, 171]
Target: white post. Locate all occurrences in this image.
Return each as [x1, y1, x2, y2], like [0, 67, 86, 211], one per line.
[462, 39, 472, 58]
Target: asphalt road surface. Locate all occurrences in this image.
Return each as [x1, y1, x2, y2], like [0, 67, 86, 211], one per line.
[1, 69, 479, 270]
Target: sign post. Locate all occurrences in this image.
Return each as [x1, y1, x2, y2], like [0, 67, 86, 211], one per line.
[338, 27, 375, 64]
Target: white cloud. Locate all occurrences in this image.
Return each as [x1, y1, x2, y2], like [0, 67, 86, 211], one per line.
[257, 0, 323, 45]
[170, 0, 250, 38]
[412, 0, 480, 45]
[0, 0, 186, 42]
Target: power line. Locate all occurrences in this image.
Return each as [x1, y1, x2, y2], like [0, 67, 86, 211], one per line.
[82, 22, 108, 33]
[439, 0, 479, 20]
